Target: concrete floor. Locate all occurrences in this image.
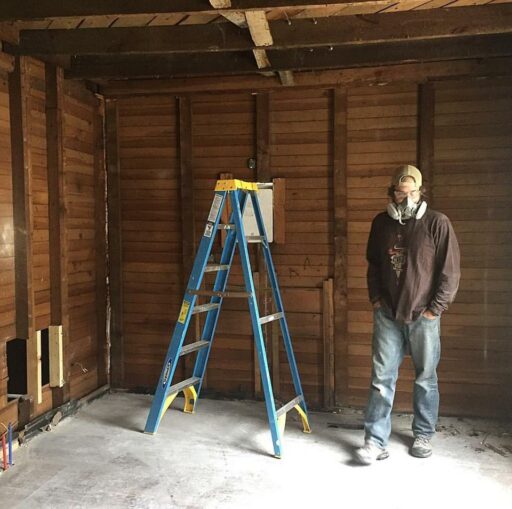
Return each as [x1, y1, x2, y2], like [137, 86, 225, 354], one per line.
[1, 392, 511, 509]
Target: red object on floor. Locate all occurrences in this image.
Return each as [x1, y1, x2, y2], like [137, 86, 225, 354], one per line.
[1, 433, 7, 471]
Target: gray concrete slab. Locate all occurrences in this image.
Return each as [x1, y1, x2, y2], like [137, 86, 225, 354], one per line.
[1, 392, 511, 509]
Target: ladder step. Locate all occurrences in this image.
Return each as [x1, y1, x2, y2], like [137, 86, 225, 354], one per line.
[246, 235, 265, 243]
[218, 224, 235, 230]
[276, 395, 304, 418]
[179, 340, 209, 357]
[188, 287, 251, 298]
[167, 376, 201, 396]
[204, 264, 229, 273]
[259, 312, 284, 325]
[192, 303, 220, 315]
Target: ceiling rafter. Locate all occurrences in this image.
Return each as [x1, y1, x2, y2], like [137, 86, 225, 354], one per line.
[65, 33, 512, 80]
[10, 5, 512, 56]
[0, 1, 401, 21]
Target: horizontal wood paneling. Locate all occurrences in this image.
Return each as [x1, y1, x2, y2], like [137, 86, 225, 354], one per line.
[346, 83, 419, 411]
[117, 95, 181, 389]
[27, 59, 51, 331]
[112, 78, 511, 419]
[270, 88, 332, 407]
[63, 80, 103, 400]
[431, 78, 512, 418]
[192, 93, 255, 395]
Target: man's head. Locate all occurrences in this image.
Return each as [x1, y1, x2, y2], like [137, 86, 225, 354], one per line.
[387, 165, 426, 224]
[389, 165, 422, 205]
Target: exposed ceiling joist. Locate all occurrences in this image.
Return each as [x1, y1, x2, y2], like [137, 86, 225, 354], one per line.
[98, 57, 512, 95]
[245, 11, 274, 47]
[66, 33, 512, 80]
[12, 5, 512, 56]
[0, 1, 393, 21]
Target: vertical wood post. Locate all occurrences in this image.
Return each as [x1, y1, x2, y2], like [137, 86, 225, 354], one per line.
[332, 88, 348, 405]
[45, 63, 70, 404]
[255, 92, 271, 399]
[9, 56, 38, 415]
[106, 99, 123, 388]
[94, 97, 108, 386]
[418, 83, 435, 205]
[323, 278, 335, 408]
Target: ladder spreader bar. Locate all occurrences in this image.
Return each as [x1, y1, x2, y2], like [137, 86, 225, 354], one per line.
[276, 396, 304, 418]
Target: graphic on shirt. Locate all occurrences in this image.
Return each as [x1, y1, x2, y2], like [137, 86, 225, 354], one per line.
[388, 233, 407, 280]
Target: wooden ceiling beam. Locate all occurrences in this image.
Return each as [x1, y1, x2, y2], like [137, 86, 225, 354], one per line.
[96, 57, 512, 95]
[12, 5, 512, 56]
[0, 1, 397, 21]
[66, 33, 512, 80]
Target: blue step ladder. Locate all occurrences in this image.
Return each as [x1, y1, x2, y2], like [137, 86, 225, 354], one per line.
[144, 179, 310, 458]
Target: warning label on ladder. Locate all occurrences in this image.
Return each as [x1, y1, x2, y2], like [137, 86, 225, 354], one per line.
[208, 194, 223, 222]
[178, 301, 190, 324]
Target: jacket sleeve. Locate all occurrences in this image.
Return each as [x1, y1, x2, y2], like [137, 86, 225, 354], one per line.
[366, 217, 382, 304]
[429, 215, 461, 315]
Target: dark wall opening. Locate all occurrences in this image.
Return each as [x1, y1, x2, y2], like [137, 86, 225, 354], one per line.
[7, 338, 27, 396]
[41, 328, 49, 386]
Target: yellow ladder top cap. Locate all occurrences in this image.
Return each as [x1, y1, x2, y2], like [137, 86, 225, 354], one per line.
[215, 179, 258, 192]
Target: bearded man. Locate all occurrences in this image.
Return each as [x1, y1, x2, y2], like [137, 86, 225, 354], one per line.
[355, 165, 461, 465]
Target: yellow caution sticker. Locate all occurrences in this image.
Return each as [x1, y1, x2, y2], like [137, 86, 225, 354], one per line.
[178, 300, 190, 324]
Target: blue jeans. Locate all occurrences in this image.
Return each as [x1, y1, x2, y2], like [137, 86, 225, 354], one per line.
[364, 307, 441, 448]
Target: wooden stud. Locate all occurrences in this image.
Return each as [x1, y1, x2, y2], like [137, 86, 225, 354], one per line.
[332, 88, 348, 405]
[323, 278, 335, 408]
[256, 92, 270, 399]
[418, 82, 435, 206]
[106, 99, 124, 388]
[45, 63, 70, 404]
[9, 56, 39, 416]
[49, 325, 64, 388]
[35, 330, 42, 405]
[94, 96, 108, 387]
[272, 178, 285, 245]
[9, 56, 33, 341]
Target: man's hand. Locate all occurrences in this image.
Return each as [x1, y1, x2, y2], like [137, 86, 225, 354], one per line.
[422, 309, 437, 320]
[372, 300, 382, 310]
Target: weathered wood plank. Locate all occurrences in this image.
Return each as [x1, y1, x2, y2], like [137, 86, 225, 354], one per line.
[333, 88, 348, 406]
[105, 99, 123, 387]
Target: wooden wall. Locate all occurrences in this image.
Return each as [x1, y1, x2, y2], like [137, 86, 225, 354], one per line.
[109, 75, 512, 419]
[0, 55, 107, 429]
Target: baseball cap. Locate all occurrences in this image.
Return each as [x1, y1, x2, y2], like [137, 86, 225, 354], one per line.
[391, 164, 422, 188]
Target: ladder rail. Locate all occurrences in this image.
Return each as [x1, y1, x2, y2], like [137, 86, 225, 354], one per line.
[192, 192, 250, 400]
[231, 190, 283, 458]
[249, 192, 309, 416]
[144, 192, 227, 433]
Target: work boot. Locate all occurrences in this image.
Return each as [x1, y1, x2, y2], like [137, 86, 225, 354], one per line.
[355, 441, 389, 465]
[410, 436, 433, 458]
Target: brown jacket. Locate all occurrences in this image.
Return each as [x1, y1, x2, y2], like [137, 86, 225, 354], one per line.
[367, 208, 460, 323]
